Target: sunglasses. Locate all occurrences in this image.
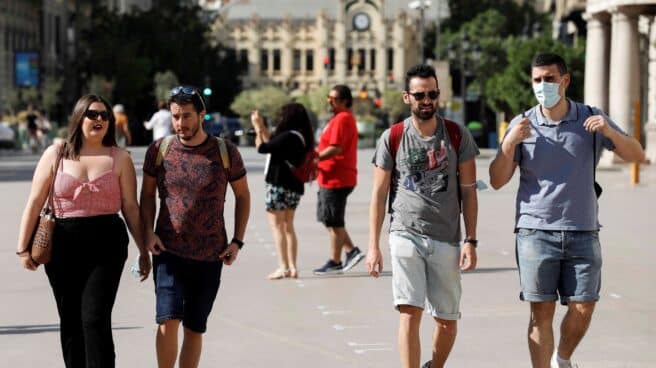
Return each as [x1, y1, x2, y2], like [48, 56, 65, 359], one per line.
[85, 109, 110, 121]
[408, 90, 440, 101]
[170, 86, 206, 111]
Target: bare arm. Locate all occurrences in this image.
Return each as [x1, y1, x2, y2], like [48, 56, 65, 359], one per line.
[17, 145, 59, 270]
[318, 145, 342, 161]
[139, 172, 165, 255]
[458, 159, 478, 271]
[118, 150, 150, 280]
[251, 110, 271, 148]
[366, 165, 391, 277]
[219, 175, 251, 266]
[583, 115, 645, 163]
[489, 118, 530, 189]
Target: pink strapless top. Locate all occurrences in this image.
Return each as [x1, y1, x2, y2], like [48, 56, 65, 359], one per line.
[53, 147, 122, 218]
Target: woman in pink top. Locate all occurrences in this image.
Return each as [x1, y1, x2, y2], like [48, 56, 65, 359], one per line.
[16, 95, 151, 368]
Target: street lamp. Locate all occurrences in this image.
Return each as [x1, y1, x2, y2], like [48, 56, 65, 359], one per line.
[409, 0, 431, 64]
[448, 33, 472, 125]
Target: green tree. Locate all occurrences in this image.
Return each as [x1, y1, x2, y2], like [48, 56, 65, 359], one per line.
[87, 75, 114, 99]
[380, 89, 407, 123]
[41, 76, 63, 116]
[153, 71, 179, 102]
[230, 86, 292, 128]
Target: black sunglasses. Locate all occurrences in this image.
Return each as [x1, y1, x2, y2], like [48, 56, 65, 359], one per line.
[408, 90, 440, 101]
[170, 86, 206, 111]
[85, 109, 110, 121]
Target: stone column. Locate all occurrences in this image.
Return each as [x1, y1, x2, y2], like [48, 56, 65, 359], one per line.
[646, 15, 656, 163]
[605, 7, 641, 164]
[583, 12, 610, 112]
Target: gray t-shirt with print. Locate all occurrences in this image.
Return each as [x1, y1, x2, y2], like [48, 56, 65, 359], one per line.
[372, 117, 479, 242]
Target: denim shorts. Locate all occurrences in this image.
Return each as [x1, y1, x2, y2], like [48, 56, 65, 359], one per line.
[153, 251, 223, 333]
[264, 183, 302, 211]
[316, 187, 353, 227]
[389, 230, 462, 320]
[516, 229, 602, 305]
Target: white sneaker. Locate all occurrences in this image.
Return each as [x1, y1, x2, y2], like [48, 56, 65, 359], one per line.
[551, 353, 577, 368]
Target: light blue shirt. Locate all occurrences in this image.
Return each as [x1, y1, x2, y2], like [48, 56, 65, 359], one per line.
[502, 100, 626, 231]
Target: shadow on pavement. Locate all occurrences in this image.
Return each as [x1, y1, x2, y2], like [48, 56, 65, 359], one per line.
[305, 271, 393, 279]
[0, 324, 143, 335]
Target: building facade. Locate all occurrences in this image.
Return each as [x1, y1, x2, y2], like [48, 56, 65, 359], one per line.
[215, 0, 423, 95]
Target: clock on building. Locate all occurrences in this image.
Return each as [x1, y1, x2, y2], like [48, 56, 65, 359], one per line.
[352, 12, 370, 31]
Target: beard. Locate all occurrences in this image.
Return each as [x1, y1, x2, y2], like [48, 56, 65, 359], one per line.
[412, 103, 437, 121]
[176, 121, 201, 141]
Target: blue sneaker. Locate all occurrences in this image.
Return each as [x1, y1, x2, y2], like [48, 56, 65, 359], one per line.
[313, 259, 343, 275]
[343, 247, 365, 272]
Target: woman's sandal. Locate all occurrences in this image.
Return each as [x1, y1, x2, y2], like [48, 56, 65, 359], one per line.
[267, 268, 290, 280]
[288, 268, 298, 279]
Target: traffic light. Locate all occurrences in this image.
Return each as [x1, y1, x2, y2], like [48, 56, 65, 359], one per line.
[204, 113, 211, 121]
[203, 87, 212, 96]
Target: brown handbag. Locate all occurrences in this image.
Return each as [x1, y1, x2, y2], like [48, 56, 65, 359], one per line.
[29, 146, 63, 265]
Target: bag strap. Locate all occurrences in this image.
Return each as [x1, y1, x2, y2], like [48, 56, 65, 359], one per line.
[155, 135, 175, 167]
[215, 137, 230, 170]
[586, 105, 598, 188]
[289, 130, 306, 148]
[444, 119, 461, 155]
[46, 145, 65, 212]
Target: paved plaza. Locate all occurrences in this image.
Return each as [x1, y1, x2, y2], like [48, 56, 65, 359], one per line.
[0, 146, 654, 367]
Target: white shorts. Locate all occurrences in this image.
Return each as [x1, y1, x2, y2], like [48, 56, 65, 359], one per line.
[389, 230, 462, 320]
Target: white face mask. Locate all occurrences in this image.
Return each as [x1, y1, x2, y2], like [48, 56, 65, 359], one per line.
[532, 81, 561, 108]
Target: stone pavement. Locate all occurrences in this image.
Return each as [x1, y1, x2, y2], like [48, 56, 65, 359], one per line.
[0, 147, 654, 367]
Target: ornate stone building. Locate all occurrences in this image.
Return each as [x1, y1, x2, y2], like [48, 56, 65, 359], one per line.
[214, 0, 424, 94]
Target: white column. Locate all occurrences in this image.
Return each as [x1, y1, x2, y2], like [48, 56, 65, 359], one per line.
[583, 12, 610, 112]
[606, 7, 641, 164]
[646, 15, 656, 163]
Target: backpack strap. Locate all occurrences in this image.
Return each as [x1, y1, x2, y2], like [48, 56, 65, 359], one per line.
[389, 121, 405, 162]
[155, 135, 175, 168]
[444, 119, 461, 157]
[215, 137, 230, 170]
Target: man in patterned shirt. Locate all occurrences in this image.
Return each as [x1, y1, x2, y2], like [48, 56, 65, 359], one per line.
[140, 86, 250, 368]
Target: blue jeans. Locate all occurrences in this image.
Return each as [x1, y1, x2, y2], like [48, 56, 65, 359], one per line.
[516, 229, 602, 305]
[153, 252, 223, 333]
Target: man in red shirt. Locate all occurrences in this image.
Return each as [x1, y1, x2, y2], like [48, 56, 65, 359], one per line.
[313, 85, 364, 274]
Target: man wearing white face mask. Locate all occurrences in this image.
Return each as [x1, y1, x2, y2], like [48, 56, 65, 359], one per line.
[489, 53, 644, 368]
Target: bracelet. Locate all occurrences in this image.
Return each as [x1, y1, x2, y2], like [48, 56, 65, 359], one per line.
[463, 239, 478, 247]
[231, 238, 244, 249]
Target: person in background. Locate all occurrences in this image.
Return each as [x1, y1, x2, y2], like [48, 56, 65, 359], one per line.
[313, 84, 364, 275]
[144, 100, 173, 142]
[251, 103, 315, 279]
[16, 94, 150, 367]
[112, 104, 131, 148]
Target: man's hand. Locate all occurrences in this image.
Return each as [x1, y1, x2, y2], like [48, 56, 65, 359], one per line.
[503, 118, 532, 148]
[219, 243, 240, 266]
[459, 244, 477, 271]
[137, 253, 152, 282]
[145, 232, 165, 255]
[18, 253, 38, 271]
[583, 114, 613, 137]
[366, 246, 383, 278]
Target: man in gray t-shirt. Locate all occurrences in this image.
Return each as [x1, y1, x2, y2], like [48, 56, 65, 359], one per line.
[367, 64, 479, 368]
[489, 53, 645, 368]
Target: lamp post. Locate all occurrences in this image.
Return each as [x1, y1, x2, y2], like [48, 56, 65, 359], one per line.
[448, 33, 471, 125]
[409, 0, 431, 64]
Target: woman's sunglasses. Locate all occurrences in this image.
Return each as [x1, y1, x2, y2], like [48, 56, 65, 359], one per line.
[170, 86, 206, 111]
[408, 90, 440, 101]
[85, 110, 110, 121]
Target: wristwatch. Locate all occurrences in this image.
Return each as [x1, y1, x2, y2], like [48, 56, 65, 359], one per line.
[463, 238, 478, 247]
[231, 238, 244, 249]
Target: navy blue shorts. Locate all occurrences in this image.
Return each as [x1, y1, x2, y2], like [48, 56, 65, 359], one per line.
[153, 251, 223, 333]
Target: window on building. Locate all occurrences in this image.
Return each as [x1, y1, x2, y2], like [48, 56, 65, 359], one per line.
[273, 49, 281, 71]
[293, 49, 301, 71]
[347, 48, 354, 71]
[239, 49, 248, 64]
[329, 48, 335, 70]
[387, 48, 394, 71]
[306, 49, 314, 71]
[260, 49, 269, 73]
[370, 49, 376, 70]
[358, 49, 366, 72]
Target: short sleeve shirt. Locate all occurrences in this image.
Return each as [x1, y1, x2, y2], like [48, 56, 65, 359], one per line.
[143, 136, 247, 261]
[316, 111, 358, 188]
[502, 100, 625, 231]
[372, 117, 479, 242]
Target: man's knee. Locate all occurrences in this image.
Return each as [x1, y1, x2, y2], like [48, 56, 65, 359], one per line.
[399, 305, 423, 328]
[568, 301, 596, 320]
[530, 302, 556, 325]
[159, 319, 181, 335]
